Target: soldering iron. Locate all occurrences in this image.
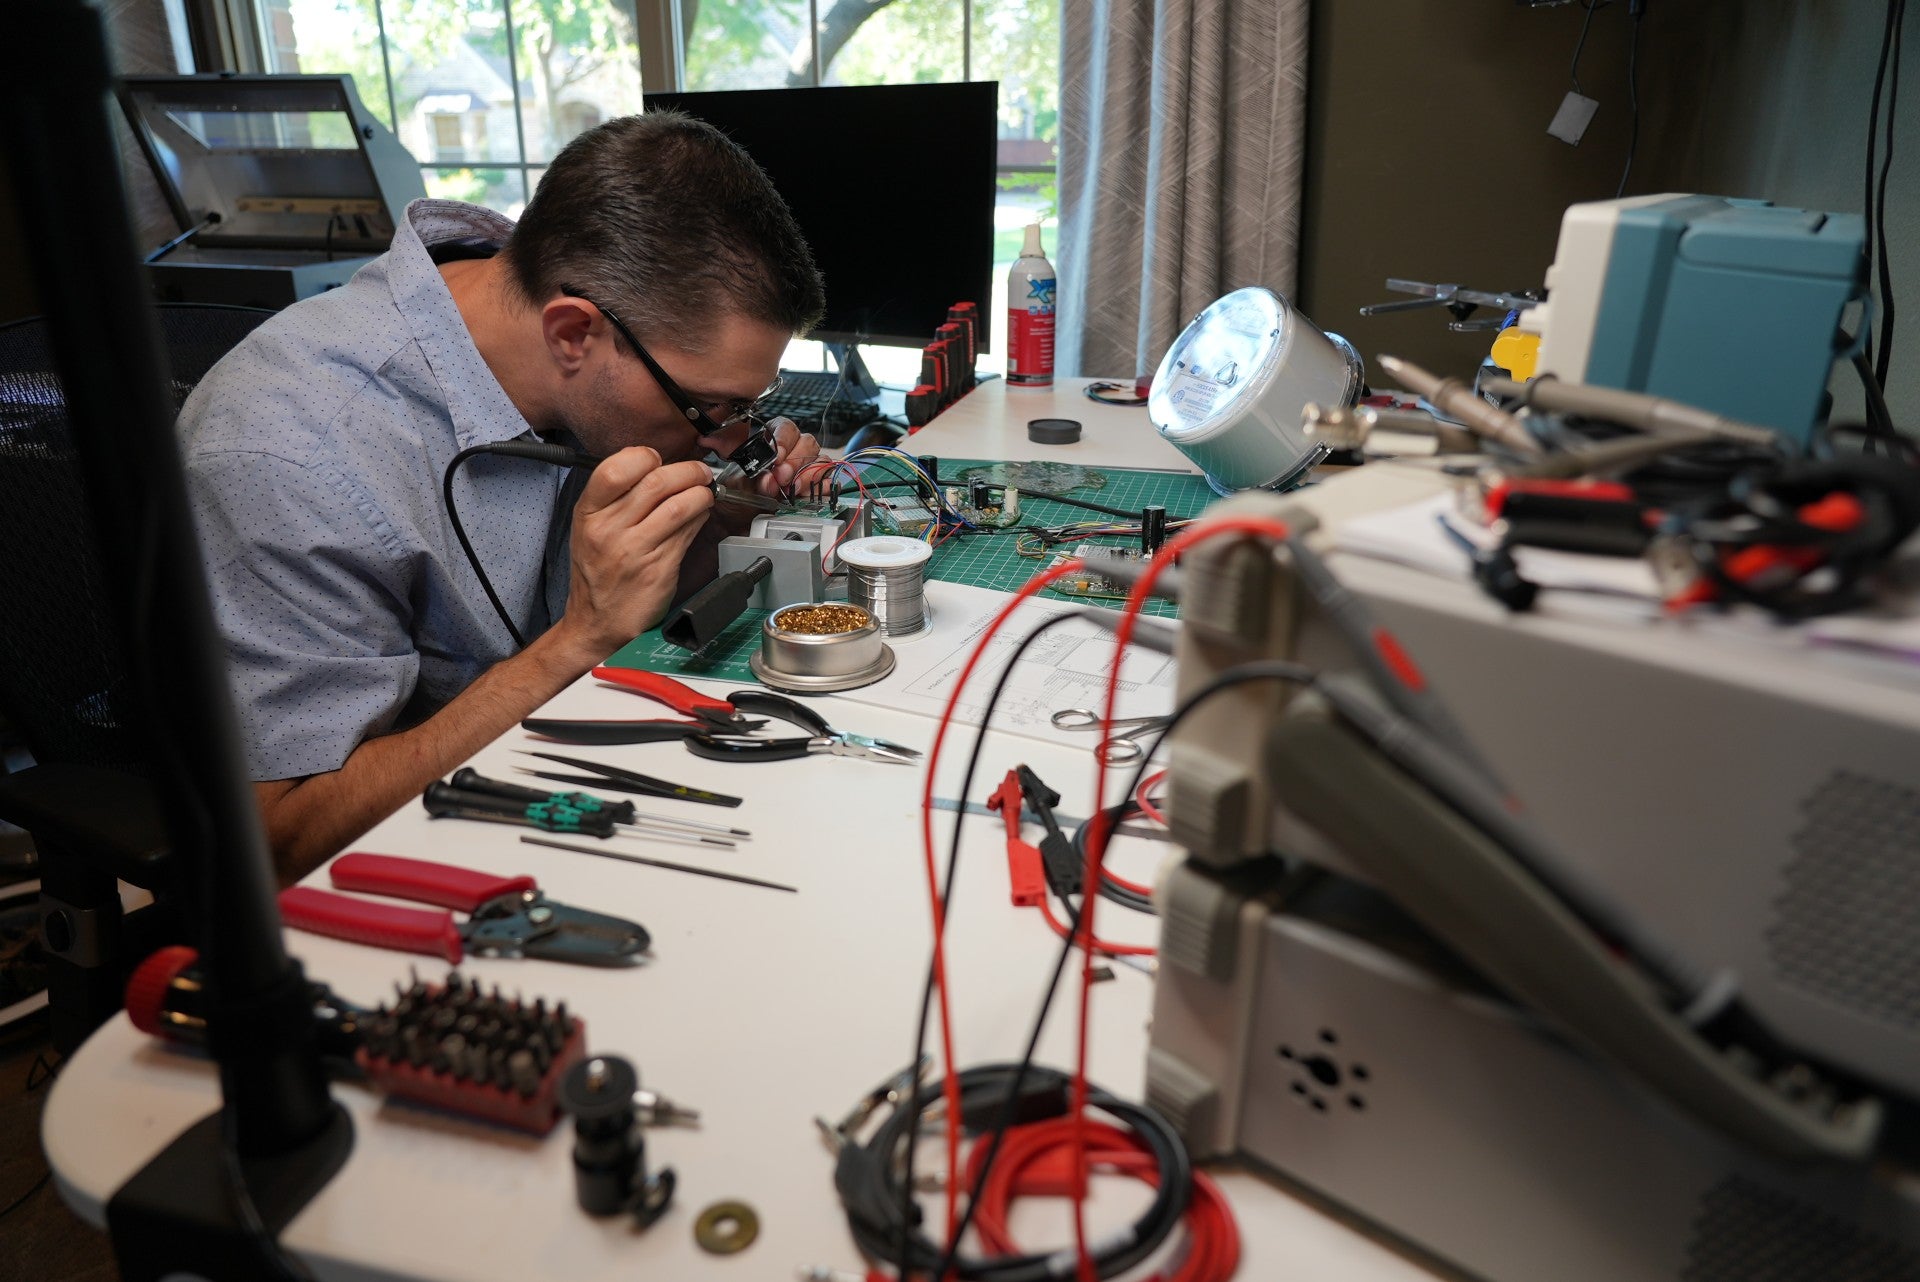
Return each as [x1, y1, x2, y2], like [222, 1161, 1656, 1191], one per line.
[443, 422, 786, 649]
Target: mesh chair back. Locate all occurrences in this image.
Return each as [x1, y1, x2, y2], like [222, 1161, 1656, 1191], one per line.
[0, 303, 272, 766]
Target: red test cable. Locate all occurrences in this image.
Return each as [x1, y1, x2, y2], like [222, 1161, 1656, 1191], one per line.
[916, 556, 1088, 1247]
[1069, 515, 1294, 1280]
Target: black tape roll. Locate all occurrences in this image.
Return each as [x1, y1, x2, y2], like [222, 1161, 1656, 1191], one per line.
[1027, 417, 1082, 444]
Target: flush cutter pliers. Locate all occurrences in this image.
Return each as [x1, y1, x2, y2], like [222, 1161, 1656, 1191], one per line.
[279, 852, 651, 965]
[524, 669, 922, 765]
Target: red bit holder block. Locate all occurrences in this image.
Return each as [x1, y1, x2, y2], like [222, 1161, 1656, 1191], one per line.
[125, 947, 594, 1138]
[357, 971, 588, 1135]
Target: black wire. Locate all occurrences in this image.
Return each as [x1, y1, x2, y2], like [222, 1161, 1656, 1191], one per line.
[1866, 0, 1899, 387]
[1875, 0, 1908, 385]
[443, 440, 599, 650]
[1072, 801, 1155, 914]
[1614, 7, 1643, 199]
[1854, 348, 1899, 442]
[1570, 0, 1603, 96]
[849, 1066, 1189, 1280]
[0, 1168, 50, 1226]
[444, 445, 531, 649]
[904, 645, 1318, 1281]
[898, 609, 1090, 1273]
[1022, 489, 1173, 521]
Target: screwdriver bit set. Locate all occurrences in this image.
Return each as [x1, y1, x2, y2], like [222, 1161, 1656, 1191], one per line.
[359, 971, 588, 1134]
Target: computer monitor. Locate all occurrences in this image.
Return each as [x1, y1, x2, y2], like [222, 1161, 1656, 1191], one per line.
[644, 82, 998, 353]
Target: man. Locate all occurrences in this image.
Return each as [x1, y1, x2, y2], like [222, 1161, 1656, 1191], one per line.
[180, 111, 826, 880]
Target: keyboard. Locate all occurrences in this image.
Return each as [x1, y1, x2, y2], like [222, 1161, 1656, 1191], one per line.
[761, 369, 882, 446]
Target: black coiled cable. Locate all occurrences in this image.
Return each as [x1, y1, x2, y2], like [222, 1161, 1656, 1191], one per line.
[833, 1063, 1190, 1281]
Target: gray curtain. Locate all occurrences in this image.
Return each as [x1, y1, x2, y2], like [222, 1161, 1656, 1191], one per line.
[1056, 0, 1310, 378]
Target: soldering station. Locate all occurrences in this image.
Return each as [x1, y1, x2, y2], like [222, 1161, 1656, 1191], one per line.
[6, 3, 1920, 1282]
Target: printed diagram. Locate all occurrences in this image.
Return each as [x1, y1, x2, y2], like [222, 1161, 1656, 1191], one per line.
[900, 602, 1175, 730]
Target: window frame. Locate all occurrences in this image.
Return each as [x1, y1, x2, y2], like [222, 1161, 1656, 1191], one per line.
[183, 0, 1056, 200]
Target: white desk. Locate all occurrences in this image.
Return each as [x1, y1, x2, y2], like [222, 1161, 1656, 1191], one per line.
[42, 382, 1432, 1282]
[907, 377, 1201, 474]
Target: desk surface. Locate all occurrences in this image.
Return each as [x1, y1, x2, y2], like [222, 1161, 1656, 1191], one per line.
[42, 380, 1433, 1282]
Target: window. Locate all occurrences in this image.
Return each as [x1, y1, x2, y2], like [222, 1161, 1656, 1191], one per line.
[236, 0, 1057, 370]
[428, 111, 464, 161]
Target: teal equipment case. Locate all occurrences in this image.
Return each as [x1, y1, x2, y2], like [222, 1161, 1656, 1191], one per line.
[1538, 196, 1868, 448]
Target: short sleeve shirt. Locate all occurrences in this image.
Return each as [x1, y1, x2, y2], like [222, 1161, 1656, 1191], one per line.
[179, 199, 563, 781]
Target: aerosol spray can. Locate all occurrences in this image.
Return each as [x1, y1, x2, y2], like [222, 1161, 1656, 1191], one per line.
[1007, 223, 1056, 388]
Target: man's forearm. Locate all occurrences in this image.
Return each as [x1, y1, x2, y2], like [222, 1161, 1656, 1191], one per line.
[257, 621, 609, 882]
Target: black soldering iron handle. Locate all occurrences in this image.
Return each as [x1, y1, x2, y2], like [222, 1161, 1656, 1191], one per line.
[661, 556, 773, 651]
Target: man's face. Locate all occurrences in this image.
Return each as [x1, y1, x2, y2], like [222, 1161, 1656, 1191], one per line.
[560, 309, 789, 463]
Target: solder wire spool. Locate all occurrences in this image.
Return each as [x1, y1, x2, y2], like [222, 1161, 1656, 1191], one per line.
[837, 536, 934, 639]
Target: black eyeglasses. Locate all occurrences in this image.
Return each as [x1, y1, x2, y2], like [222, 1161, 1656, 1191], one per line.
[567, 287, 782, 435]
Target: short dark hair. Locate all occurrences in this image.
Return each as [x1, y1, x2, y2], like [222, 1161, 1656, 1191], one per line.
[503, 110, 825, 351]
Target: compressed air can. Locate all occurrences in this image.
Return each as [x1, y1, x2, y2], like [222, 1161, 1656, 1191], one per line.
[1007, 223, 1056, 388]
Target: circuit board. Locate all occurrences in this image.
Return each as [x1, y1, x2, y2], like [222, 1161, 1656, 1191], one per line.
[603, 458, 1217, 683]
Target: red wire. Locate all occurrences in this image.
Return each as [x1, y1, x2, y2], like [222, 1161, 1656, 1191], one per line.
[1134, 768, 1169, 829]
[1070, 516, 1293, 1280]
[918, 557, 1086, 1257]
[962, 1119, 1241, 1282]
[1037, 894, 1154, 956]
[1084, 801, 1154, 899]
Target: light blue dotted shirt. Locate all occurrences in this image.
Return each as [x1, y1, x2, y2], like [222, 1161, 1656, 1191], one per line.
[180, 199, 565, 782]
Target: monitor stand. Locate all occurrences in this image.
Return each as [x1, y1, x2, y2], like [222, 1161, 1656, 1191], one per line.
[821, 342, 882, 400]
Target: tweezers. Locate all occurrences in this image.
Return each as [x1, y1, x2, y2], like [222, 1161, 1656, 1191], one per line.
[512, 750, 744, 809]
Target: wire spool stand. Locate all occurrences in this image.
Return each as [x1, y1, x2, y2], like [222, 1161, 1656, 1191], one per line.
[837, 536, 934, 639]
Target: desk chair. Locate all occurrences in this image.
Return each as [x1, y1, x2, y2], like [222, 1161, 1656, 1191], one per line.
[0, 303, 273, 1051]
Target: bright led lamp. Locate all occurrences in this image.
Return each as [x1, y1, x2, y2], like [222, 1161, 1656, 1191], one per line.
[1148, 287, 1364, 493]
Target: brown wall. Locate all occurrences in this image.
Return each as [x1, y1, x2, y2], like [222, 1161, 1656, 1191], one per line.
[1298, 0, 1651, 382]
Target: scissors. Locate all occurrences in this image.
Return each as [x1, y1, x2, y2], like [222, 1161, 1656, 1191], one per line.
[1049, 708, 1173, 765]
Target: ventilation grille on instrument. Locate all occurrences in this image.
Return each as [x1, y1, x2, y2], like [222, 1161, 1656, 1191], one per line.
[1681, 1176, 1920, 1282]
[1765, 770, 1920, 1031]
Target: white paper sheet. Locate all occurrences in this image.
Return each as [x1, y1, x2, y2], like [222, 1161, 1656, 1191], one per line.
[826, 579, 1177, 748]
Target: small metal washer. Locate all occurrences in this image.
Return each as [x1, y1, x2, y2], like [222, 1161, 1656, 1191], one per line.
[694, 1199, 760, 1255]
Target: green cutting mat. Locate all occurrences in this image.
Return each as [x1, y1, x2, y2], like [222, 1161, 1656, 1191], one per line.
[604, 458, 1217, 682]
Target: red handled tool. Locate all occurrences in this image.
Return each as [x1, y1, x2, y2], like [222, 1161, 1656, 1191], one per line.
[279, 851, 650, 965]
[520, 667, 771, 745]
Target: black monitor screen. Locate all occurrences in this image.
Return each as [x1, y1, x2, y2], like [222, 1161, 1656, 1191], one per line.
[643, 82, 998, 352]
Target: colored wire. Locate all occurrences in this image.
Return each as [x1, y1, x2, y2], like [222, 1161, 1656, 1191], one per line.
[1039, 891, 1154, 956]
[921, 656, 1316, 1282]
[964, 1118, 1240, 1282]
[908, 563, 1088, 1254]
[1135, 769, 1169, 829]
[844, 1065, 1191, 1282]
[1070, 516, 1296, 1279]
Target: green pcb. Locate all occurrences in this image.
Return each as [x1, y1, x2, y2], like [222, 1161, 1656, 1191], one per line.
[604, 458, 1218, 683]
